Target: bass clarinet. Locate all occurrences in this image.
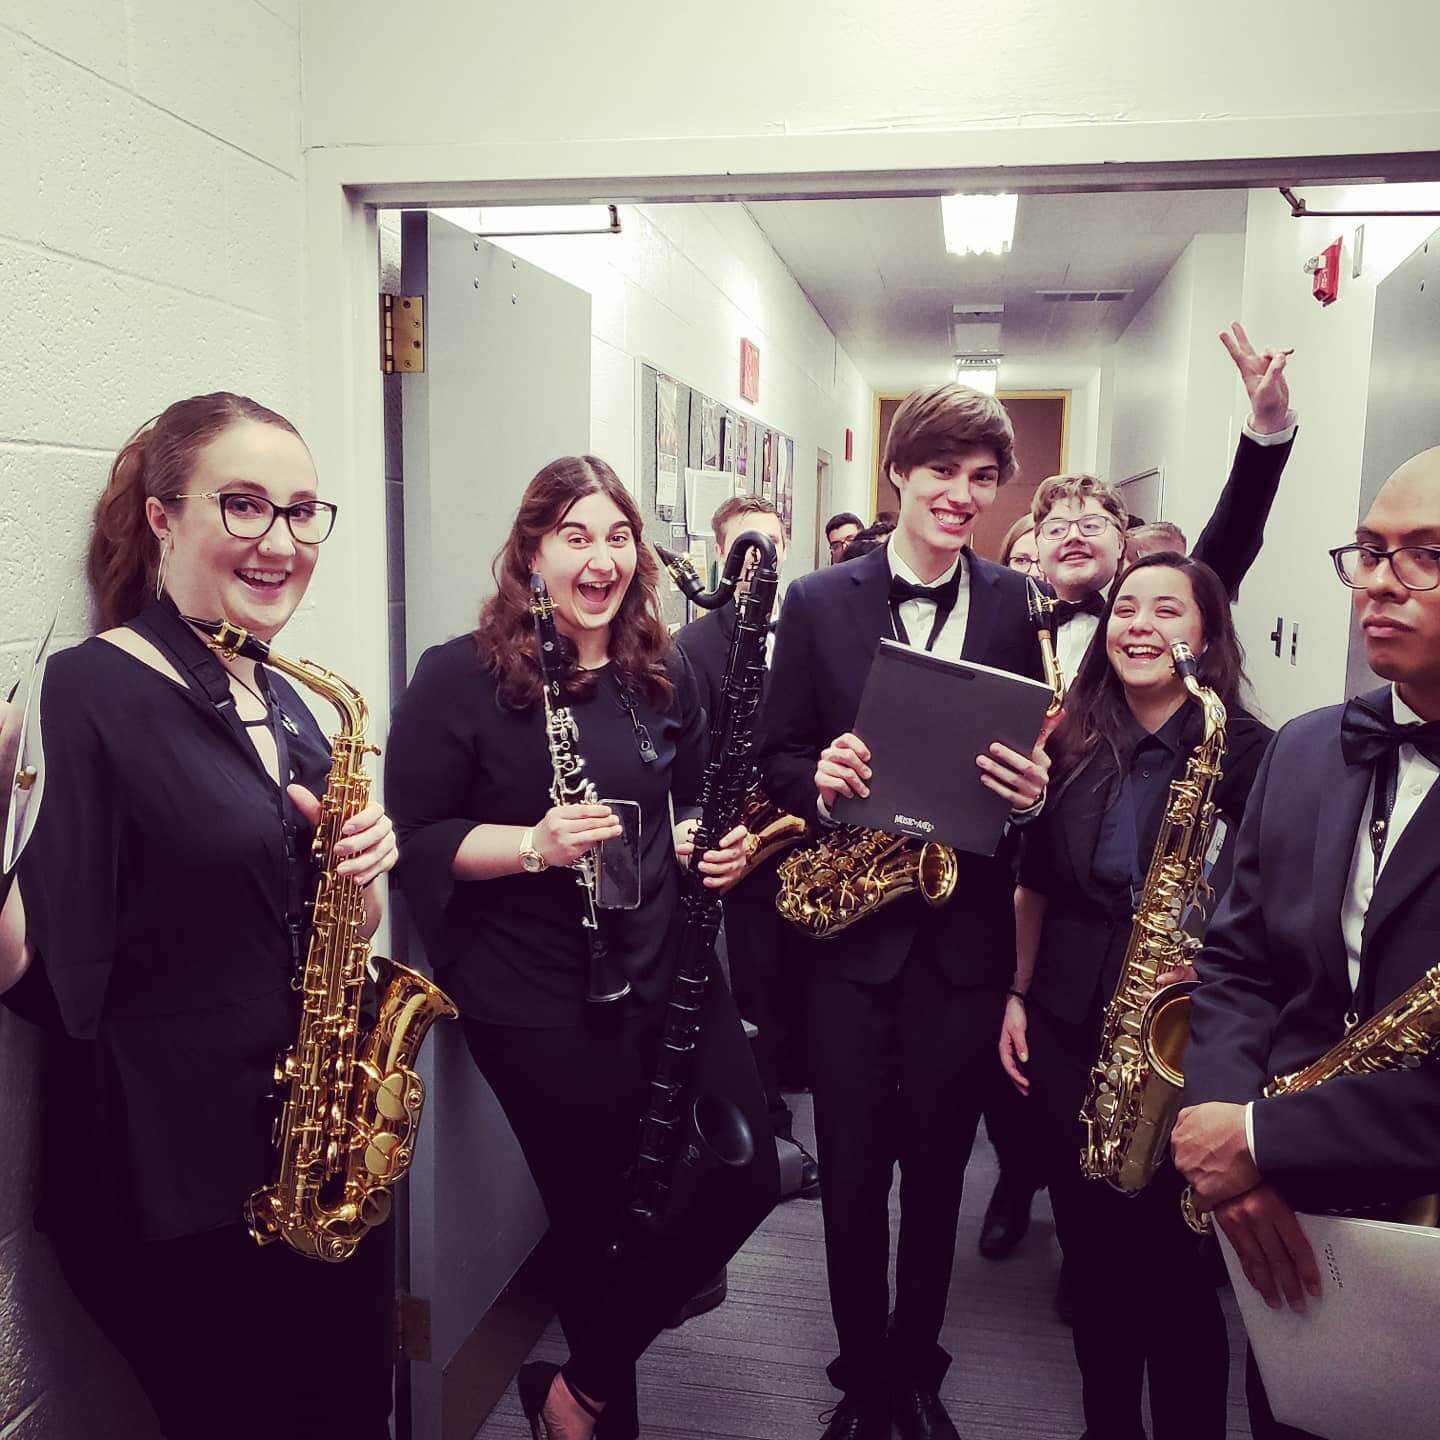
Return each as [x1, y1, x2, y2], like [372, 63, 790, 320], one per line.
[625, 533, 780, 1233]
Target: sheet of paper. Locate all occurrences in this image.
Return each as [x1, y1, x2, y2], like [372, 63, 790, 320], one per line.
[1220, 1213, 1440, 1440]
[685, 467, 733, 536]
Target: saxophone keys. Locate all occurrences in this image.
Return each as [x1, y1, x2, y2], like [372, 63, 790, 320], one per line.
[364, 1131, 402, 1179]
[374, 1069, 410, 1121]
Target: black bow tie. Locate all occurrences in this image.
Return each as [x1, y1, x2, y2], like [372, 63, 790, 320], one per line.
[1052, 592, 1107, 627]
[1340, 693, 1440, 769]
[889, 569, 962, 609]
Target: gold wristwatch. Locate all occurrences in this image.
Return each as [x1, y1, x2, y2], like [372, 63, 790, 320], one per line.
[519, 826, 548, 874]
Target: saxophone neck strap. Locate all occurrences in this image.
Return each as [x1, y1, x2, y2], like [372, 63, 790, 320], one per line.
[1352, 749, 1401, 1025]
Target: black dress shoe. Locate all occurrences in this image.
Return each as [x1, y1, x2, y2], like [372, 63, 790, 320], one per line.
[891, 1384, 960, 1440]
[818, 1394, 890, 1440]
[795, 1141, 821, 1198]
[977, 1178, 1034, 1260]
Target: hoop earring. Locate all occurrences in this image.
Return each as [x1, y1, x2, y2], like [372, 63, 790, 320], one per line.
[155, 537, 171, 602]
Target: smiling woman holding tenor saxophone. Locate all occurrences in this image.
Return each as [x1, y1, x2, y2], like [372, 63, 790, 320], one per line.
[1, 394, 408, 1440]
[384, 455, 777, 1440]
[999, 552, 1271, 1440]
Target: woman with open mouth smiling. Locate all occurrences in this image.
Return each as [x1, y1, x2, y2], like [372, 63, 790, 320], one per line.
[2, 393, 402, 1440]
[999, 551, 1272, 1440]
[386, 455, 777, 1440]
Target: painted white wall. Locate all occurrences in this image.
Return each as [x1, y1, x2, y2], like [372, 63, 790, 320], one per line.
[440, 203, 875, 585]
[301, 0, 1440, 154]
[1106, 233, 1246, 547]
[0, 7, 305, 1435]
[1225, 182, 1440, 724]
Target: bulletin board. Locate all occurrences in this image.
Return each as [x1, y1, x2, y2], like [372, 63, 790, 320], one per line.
[638, 363, 794, 627]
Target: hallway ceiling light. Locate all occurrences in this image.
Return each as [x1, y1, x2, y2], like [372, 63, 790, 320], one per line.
[941, 194, 1018, 257]
[954, 356, 1000, 393]
[438, 204, 622, 237]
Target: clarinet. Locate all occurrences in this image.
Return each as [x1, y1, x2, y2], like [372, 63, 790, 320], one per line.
[528, 575, 631, 1005]
[625, 532, 779, 1233]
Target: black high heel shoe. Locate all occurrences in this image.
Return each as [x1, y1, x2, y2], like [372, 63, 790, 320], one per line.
[517, 1362, 603, 1440]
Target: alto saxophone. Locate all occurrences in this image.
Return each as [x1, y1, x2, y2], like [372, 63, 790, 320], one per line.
[774, 576, 1065, 940]
[1081, 641, 1226, 1193]
[189, 617, 457, 1262]
[1182, 957, 1440, 1232]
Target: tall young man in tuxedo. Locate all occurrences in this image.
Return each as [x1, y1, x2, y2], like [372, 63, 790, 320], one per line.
[1173, 446, 1440, 1440]
[675, 495, 820, 1198]
[759, 385, 1055, 1440]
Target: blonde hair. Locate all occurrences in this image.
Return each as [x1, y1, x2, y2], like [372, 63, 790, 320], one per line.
[1031, 472, 1127, 530]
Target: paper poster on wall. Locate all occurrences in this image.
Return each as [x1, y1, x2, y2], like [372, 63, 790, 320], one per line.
[776, 437, 794, 537]
[735, 421, 749, 490]
[760, 431, 774, 500]
[688, 536, 711, 586]
[701, 399, 721, 469]
[656, 374, 681, 511]
[720, 412, 736, 472]
[685, 468, 733, 538]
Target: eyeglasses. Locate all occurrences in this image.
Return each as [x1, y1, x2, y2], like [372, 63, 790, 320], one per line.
[1037, 514, 1119, 544]
[174, 491, 339, 544]
[1330, 544, 1440, 593]
[1006, 554, 1040, 572]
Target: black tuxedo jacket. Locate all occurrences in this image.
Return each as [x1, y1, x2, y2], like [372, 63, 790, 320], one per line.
[675, 600, 751, 729]
[757, 543, 1045, 987]
[1186, 688, 1440, 1212]
[1021, 710, 1272, 1025]
[1190, 431, 1295, 600]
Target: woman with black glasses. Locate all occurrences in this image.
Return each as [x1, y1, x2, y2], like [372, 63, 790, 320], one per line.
[2, 393, 400, 1440]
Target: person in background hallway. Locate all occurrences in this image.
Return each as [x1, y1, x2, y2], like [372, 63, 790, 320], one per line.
[841, 517, 897, 562]
[1, 394, 401, 1440]
[826, 511, 864, 564]
[999, 514, 1041, 576]
[761, 384, 1056, 1440]
[1128, 519, 1188, 562]
[1174, 447, 1440, 1440]
[1002, 552, 1272, 1440]
[1034, 322, 1299, 681]
[676, 493, 821, 1198]
[385, 457, 777, 1440]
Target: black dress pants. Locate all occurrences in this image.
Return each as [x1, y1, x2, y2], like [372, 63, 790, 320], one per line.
[980, 1048, 1045, 1194]
[808, 949, 1004, 1400]
[1027, 1002, 1229, 1440]
[465, 962, 777, 1440]
[50, 1215, 395, 1440]
[723, 867, 795, 1138]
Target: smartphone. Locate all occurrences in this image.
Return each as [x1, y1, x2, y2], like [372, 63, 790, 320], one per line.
[595, 798, 642, 910]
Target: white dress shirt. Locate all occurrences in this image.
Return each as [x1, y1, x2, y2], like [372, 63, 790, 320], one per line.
[887, 544, 971, 661]
[1244, 684, 1439, 1162]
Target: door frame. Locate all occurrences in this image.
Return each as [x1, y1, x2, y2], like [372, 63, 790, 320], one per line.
[304, 128, 1440, 725]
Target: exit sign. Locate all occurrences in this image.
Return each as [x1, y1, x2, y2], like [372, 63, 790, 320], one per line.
[740, 338, 760, 403]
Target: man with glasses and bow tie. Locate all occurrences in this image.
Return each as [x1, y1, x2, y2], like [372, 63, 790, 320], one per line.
[1172, 445, 1440, 1440]
[1033, 322, 1299, 684]
[760, 383, 1058, 1440]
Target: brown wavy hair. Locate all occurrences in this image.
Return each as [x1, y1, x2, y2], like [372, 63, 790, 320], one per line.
[476, 456, 675, 710]
[1049, 552, 1251, 785]
[87, 393, 304, 630]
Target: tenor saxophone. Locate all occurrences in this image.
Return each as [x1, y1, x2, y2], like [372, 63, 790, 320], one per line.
[773, 577, 1064, 940]
[1182, 956, 1440, 1232]
[1081, 641, 1226, 1193]
[189, 617, 457, 1262]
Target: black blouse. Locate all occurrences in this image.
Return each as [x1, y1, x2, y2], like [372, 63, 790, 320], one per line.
[385, 635, 706, 1027]
[1018, 706, 1274, 1025]
[16, 615, 331, 1241]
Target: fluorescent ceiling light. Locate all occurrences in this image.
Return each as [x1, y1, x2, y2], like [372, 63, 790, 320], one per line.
[433, 204, 621, 237]
[941, 194, 1018, 257]
[955, 357, 1000, 394]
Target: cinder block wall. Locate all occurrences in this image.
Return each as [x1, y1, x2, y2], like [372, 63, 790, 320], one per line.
[1, 3, 305, 1432]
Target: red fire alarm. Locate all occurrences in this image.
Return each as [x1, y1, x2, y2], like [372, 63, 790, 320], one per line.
[844, 428, 854, 461]
[740, 338, 760, 403]
[1306, 237, 1343, 307]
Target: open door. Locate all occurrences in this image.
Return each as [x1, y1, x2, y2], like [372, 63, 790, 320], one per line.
[395, 210, 592, 1440]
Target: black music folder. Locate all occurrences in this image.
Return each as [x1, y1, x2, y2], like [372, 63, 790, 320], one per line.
[830, 639, 1054, 856]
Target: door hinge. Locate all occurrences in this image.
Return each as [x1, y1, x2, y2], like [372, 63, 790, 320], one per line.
[381, 294, 425, 374]
[395, 1291, 433, 1362]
